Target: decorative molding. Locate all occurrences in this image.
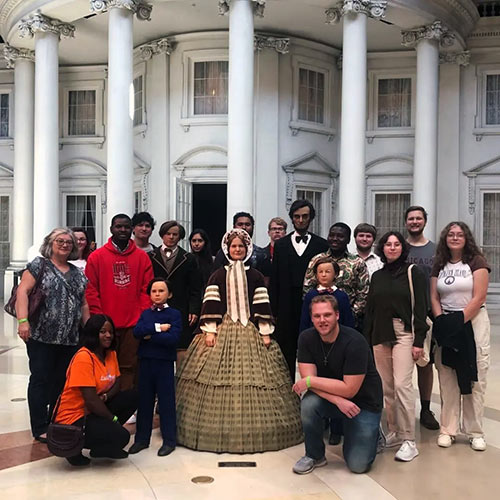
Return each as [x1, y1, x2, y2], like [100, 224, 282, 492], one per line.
[336, 53, 343, 70]
[3, 44, 34, 69]
[18, 12, 75, 39]
[135, 37, 175, 61]
[90, 0, 153, 21]
[463, 155, 500, 214]
[218, 0, 266, 18]
[401, 21, 455, 48]
[439, 50, 470, 66]
[325, 0, 387, 24]
[254, 34, 289, 54]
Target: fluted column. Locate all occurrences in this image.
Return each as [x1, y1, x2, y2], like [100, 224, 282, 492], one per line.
[402, 21, 455, 239]
[19, 13, 75, 252]
[327, 1, 387, 230]
[90, 0, 152, 224]
[219, 0, 265, 226]
[3, 46, 35, 268]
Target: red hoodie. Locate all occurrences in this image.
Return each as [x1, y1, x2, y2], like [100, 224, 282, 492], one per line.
[85, 238, 153, 329]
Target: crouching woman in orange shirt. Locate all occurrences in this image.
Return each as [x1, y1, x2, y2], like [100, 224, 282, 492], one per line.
[53, 314, 138, 466]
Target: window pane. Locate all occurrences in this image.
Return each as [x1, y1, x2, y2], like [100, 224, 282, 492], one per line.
[296, 189, 322, 235]
[483, 192, 500, 283]
[486, 75, 500, 125]
[0, 93, 9, 137]
[193, 61, 228, 115]
[66, 195, 96, 243]
[133, 76, 144, 127]
[297, 68, 325, 124]
[377, 78, 411, 128]
[0, 196, 9, 268]
[68, 90, 96, 136]
[374, 193, 411, 236]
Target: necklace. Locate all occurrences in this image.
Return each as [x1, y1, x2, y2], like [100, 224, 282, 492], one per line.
[319, 338, 335, 367]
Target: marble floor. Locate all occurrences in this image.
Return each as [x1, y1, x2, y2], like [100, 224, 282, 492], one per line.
[0, 311, 499, 499]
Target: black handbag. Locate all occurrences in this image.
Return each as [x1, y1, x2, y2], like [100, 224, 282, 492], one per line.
[4, 258, 47, 322]
[47, 353, 94, 458]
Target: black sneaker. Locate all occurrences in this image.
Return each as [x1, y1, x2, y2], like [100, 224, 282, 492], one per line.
[158, 444, 175, 457]
[128, 442, 149, 454]
[66, 453, 91, 466]
[420, 409, 439, 430]
[90, 449, 128, 459]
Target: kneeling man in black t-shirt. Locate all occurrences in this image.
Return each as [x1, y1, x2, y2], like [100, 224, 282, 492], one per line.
[293, 294, 383, 475]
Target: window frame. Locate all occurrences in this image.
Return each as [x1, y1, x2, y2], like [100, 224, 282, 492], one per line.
[0, 86, 13, 144]
[290, 55, 336, 138]
[133, 62, 147, 135]
[0, 192, 11, 272]
[295, 186, 326, 236]
[367, 69, 416, 142]
[60, 80, 104, 146]
[474, 65, 500, 139]
[478, 187, 500, 287]
[180, 49, 229, 131]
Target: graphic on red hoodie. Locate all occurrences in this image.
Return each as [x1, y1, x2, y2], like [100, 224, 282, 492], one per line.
[113, 261, 131, 287]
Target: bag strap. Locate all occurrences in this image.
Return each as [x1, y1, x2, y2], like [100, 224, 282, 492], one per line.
[51, 349, 96, 424]
[407, 264, 415, 335]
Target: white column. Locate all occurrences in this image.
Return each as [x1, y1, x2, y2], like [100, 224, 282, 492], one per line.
[19, 13, 75, 253]
[225, 0, 260, 227]
[327, 1, 387, 231]
[402, 21, 454, 239]
[3, 47, 35, 268]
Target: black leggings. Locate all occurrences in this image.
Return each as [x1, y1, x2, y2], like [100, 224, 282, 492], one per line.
[74, 389, 138, 455]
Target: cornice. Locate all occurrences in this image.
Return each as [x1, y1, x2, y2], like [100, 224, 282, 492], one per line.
[134, 36, 175, 61]
[325, 0, 387, 24]
[18, 11, 75, 39]
[218, 0, 266, 18]
[254, 33, 289, 54]
[90, 0, 152, 21]
[401, 21, 455, 48]
[2, 43, 34, 68]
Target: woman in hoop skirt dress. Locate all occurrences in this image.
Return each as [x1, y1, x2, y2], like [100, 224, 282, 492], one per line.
[176, 228, 303, 453]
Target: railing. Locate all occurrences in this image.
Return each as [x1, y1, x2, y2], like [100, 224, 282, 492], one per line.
[477, 1, 500, 17]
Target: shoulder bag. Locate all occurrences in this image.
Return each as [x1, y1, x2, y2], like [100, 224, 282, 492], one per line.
[4, 258, 47, 321]
[407, 264, 433, 368]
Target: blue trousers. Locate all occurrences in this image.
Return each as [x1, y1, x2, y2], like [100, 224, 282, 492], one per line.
[136, 358, 176, 447]
[301, 392, 381, 474]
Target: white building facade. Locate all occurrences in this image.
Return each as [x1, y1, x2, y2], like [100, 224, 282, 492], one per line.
[0, 0, 499, 302]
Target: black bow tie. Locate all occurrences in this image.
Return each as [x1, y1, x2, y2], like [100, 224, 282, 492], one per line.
[295, 234, 308, 244]
[318, 288, 334, 294]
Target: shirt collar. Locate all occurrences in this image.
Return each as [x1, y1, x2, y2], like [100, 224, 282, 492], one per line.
[151, 303, 169, 311]
[111, 239, 130, 253]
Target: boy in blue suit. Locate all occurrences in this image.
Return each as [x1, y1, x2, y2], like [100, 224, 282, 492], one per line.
[129, 278, 182, 456]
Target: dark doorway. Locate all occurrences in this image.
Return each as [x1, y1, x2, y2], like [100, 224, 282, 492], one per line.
[192, 183, 227, 256]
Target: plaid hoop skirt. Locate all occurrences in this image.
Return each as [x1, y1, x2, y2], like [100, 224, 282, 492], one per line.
[176, 314, 303, 453]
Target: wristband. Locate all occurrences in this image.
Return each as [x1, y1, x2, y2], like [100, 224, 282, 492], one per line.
[112, 415, 118, 423]
[306, 376, 311, 389]
[18, 318, 28, 324]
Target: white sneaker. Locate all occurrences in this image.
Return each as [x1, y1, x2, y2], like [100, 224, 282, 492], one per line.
[395, 440, 419, 462]
[437, 434, 455, 448]
[385, 431, 403, 448]
[125, 412, 137, 424]
[470, 437, 486, 451]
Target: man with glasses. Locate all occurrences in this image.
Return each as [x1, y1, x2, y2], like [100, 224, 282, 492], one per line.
[260, 217, 287, 285]
[85, 214, 153, 390]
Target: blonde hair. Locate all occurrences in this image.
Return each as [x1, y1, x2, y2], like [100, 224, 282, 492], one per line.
[40, 228, 79, 260]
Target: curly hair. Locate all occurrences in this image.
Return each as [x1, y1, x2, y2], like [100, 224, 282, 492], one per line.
[375, 231, 409, 264]
[433, 221, 484, 272]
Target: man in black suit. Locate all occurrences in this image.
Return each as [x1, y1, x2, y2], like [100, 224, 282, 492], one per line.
[270, 200, 329, 381]
[261, 216, 287, 286]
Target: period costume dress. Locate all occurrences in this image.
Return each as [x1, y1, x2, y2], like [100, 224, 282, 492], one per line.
[176, 229, 303, 453]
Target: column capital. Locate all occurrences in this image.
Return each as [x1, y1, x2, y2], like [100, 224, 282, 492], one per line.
[90, 0, 153, 21]
[439, 50, 470, 67]
[219, 0, 266, 18]
[3, 45, 35, 69]
[401, 21, 455, 48]
[18, 12, 75, 40]
[325, 0, 387, 24]
[254, 33, 289, 54]
[135, 37, 176, 61]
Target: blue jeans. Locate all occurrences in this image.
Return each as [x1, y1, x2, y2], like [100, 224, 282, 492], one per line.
[301, 392, 381, 474]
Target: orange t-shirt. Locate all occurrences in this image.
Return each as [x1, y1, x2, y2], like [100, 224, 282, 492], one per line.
[55, 347, 120, 425]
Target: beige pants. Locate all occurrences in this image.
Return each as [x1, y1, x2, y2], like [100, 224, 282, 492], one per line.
[435, 307, 490, 438]
[373, 319, 416, 441]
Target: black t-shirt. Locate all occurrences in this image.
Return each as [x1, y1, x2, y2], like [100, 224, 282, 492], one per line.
[297, 325, 383, 413]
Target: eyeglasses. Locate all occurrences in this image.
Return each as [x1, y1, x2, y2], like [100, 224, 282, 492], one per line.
[270, 227, 285, 232]
[76, 238, 87, 242]
[54, 238, 74, 247]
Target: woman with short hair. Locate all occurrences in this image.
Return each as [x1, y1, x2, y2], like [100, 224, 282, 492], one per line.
[16, 228, 90, 443]
[431, 222, 490, 451]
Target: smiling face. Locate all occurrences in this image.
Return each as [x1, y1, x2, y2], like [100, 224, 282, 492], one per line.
[73, 231, 88, 256]
[311, 301, 339, 340]
[406, 210, 426, 237]
[190, 233, 205, 253]
[446, 224, 466, 254]
[228, 236, 247, 261]
[355, 232, 374, 252]
[134, 221, 153, 241]
[162, 225, 181, 248]
[383, 235, 403, 263]
[99, 321, 114, 350]
[328, 226, 350, 253]
[52, 233, 74, 260]
[150, 280, 171, 306]
[316, 262, 336, 288]
[110, 217, 132, 244]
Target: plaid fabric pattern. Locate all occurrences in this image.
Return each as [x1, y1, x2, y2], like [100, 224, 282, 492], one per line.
[176, 314, 303, 453]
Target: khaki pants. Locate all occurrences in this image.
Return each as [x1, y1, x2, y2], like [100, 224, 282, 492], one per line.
[373, 319, 416, 441]
[435, 307, 490, 438]
[115, 327, 139, 391]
